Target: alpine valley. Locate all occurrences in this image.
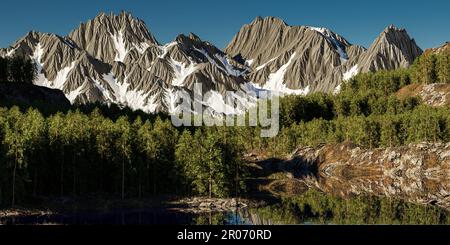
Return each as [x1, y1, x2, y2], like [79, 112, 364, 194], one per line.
[0, 12, 423, 114]
[1, 9, 450, 227]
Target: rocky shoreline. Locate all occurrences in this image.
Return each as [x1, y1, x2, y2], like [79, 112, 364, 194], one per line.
[169, 197, 265, 213]
[0, 208, 54, 219]
[0, 196, 266, 221]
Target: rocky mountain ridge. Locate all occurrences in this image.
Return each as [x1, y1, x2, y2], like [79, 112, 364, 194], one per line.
[1, 12, 424, 114]
[226, 18, 423, 94]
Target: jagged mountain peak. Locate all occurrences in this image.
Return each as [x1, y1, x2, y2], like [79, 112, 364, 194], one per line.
[225, 17, 363, 93]
[175, 33, 199, 44]
[226, 18, 424, 95]
[252, 16, 263, 23]
[188, 32, 202, 42]
[1, 13, 429, 115]
[92, 11, 151, 32]
[68, 11, 158, 63]
[355, 25, 423, 73]
[383, 24, 405, 33]
[251, 16, 288, 27]
[378, 24, 417, 45]
[175, 33, 216, 51]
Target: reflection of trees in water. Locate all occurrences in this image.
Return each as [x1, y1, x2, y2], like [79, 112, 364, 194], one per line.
[244, 190, 450, 225]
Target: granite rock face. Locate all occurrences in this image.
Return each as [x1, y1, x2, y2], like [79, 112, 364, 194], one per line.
[1, 12, 250, 114]
[354, 25, 423, 73]
[226, 17, 422, 94]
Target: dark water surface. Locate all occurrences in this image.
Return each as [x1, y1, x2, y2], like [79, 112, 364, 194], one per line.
[3, 190, 450, 225]
[1, 208, 251, 225]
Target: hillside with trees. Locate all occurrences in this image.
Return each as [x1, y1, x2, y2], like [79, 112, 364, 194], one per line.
[0, 51, 449, 208]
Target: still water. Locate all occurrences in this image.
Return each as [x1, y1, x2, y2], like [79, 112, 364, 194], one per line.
[3, 190, 450, 225]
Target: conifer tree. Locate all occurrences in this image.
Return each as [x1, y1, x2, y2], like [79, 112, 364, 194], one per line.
[48, 112, 66, 196]
[437, 54, 450, 83]
[137, 120, 158, 195]
[115, 116, 131, 200]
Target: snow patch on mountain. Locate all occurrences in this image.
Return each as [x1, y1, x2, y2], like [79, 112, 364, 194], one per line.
[194, 48, 243, 76]
[6, 48, 16, 57]
[165, 88, 178, 114]
[343, 64, 359, 81]
[51, 62, 76, 89]
[256, 57, 278, 71]
[66, 83, 85, 103]
[111, 31, 128, 62]
[334, 64, 360, 94]
[102, 73, 158, 113]
[31, 43, 47, 85]
[214, 53, 245, 76]
[31, 43, 75, 91]
[144, 93, 159, 112]
[204, 90, 238, 115]
[333, 84, 342, 95]
[159, 42, 177, 58]
[257, 52, 310, 95]
[170, 58, 198, 86]
[93, 78, 113, 101]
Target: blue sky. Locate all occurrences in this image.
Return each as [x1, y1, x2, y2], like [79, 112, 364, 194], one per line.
[0, 0, 449, 49]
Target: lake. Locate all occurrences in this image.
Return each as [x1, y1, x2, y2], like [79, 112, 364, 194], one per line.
[3, 189, 450, 225]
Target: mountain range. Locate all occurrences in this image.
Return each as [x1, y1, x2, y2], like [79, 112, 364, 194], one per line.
[0, 12, 424, 114]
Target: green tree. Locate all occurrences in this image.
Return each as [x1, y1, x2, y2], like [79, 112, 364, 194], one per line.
[23, 59, 37, 84]
[131, 117, 144, 198]
[137, 120, 158, 195]
[380, 115, 400, 147]
[175, 130, 195, 195]
[64, 111, 90, 195]
[3, 107, 26, 206]
[151, 117, 179, 193]
[94, 116, 116, 193]
[23, 109, 46, 197]
[48, 112, 66, 196]
[2, 107, 44, 205]
[436, 54, 450, 83]
[8, 56, 25, 83]
[115, 116, 132, 200]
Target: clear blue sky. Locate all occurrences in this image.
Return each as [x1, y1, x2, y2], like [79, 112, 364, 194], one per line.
[1, 0, 449, 50]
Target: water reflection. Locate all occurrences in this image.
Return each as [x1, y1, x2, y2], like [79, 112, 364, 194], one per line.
[244, 190, 450, 225]
[3, 190, 449, 225]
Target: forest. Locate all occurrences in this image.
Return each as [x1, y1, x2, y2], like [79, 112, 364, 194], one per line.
[0, 56, 36, 84]
[0, 52, 449, 207]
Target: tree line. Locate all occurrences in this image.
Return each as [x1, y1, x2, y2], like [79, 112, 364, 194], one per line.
[271, 55, 450, 155]
[0, 56, 37, 83]
[412, 52, 450, 84]
[0, 107, 249, 207]
[0, 48, 449, 207]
